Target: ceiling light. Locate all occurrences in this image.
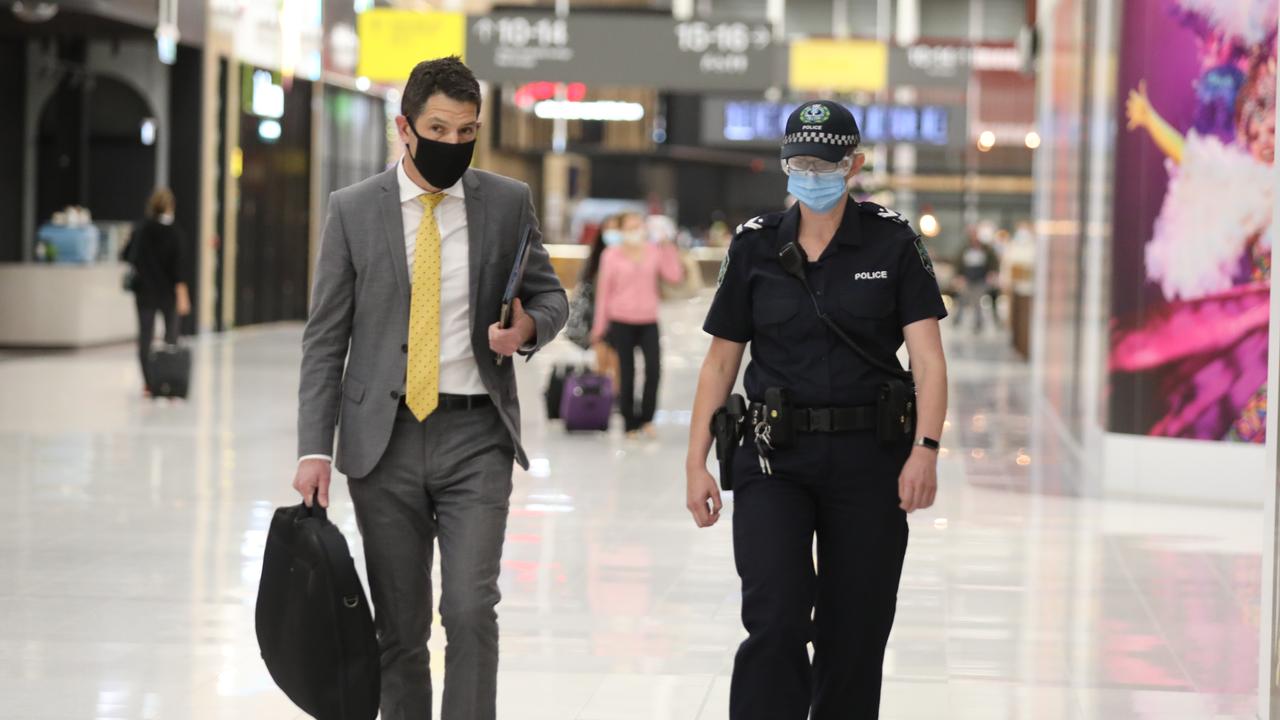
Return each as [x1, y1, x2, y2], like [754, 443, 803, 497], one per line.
[11, 1, 58, 23]
[140, 118, 157, 147]
[919, 213, 940, 238]
[534, 100, 645, 122]
[258, 119, 282, 142]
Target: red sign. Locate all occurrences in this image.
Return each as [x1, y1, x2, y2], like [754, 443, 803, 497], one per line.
[514, 82, 587, 109]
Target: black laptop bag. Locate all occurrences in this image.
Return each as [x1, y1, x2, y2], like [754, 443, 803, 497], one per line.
[256, 503, 379, 720]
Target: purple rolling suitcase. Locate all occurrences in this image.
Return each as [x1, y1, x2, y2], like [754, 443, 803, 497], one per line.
[560, 373, 613, 432]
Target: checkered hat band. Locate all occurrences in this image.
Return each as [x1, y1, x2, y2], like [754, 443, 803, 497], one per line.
[783, 131, 859, 146]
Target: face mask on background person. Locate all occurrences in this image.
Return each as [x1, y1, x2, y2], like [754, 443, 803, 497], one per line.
[405, 119, 475, 190]
[602, 229, 624, 247]
[786, 172, 848, 213]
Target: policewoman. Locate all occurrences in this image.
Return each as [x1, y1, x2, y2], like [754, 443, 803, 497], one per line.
[684, 100, 948, 720]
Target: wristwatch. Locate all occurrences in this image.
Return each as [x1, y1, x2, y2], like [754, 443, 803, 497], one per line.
[914, 437, 940, 452]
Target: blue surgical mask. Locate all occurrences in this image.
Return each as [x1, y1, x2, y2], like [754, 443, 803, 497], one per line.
[602, 229, 623, 246]
[787, 172, 848, 213]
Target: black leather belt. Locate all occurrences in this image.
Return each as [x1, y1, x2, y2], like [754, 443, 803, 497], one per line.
[401, 393, 492, 411]
[750, 403, 876, 433]
[439, 393, 492, 410]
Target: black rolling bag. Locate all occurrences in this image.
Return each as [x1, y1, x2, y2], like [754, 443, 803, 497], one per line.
[148, 344, 191, 398]
[256, 503, 380, 720]
[545, 363, 580, 420]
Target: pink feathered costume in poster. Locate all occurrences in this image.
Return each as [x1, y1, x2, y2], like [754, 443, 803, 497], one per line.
[1112, 0, 1276, 442]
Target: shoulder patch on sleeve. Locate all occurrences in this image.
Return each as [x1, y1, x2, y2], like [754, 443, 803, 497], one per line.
[732, 211, 785, 240]
[913, 235, 936, 278]
[717, 251, 730, 286]
[858, 201, 911, 227]
[734, 216, 763, 236]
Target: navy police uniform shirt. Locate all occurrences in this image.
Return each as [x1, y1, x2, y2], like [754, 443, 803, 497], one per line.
[703, 200, 947, 408]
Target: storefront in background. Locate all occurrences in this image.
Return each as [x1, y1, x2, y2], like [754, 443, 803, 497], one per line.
[0, 5, 207, 346]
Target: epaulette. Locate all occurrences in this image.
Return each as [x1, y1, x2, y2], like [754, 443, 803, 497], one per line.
[732, 211, 785, 239]
[858, 202, 914, 232]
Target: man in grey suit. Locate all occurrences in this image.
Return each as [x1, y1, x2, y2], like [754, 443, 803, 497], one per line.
[292, 56, 568, 720]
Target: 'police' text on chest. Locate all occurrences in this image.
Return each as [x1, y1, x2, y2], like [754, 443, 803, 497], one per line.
[853, 271, 889, 281]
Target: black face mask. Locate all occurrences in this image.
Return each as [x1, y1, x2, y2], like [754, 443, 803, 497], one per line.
[405, 120, 475, 190]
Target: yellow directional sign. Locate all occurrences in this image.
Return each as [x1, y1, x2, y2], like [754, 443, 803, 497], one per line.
[789, 39, 888, 92]
[357, 9, 467, 83]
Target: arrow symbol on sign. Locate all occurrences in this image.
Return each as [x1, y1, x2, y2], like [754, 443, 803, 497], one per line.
[752, 26, 771, 49]
[474, 18, 494, 44]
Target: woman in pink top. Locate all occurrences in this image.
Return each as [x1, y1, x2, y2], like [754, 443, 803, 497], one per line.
[591, 212, 685, 438]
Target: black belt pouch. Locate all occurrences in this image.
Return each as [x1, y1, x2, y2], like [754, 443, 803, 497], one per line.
[764, 387, 795, 449]
[876, 380, 916, 445]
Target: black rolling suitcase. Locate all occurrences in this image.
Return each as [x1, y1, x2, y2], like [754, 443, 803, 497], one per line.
[256, 503, 380, 720]
[148, 344, 191, 398]
[544, 364, 580, 420]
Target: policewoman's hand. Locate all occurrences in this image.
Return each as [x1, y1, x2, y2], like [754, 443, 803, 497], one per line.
[898, 446, 938, 513]
[686, 465, 723, 528]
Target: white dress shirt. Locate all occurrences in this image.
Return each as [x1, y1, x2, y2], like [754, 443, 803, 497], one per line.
[395, 159, 486, 396]
[297, 161, 485, 465]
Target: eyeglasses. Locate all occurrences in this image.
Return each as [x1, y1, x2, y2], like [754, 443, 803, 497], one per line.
[781, 155, 854, 177]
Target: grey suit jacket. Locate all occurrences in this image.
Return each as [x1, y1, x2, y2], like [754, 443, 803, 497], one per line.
[297, 167, 568, 478]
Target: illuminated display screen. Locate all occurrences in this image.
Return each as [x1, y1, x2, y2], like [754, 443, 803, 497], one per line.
[722, 101, 950, 146]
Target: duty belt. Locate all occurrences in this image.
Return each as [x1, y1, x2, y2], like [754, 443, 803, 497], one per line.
[748, 403, 876, 433]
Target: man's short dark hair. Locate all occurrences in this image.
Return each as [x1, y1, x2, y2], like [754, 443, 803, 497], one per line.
[401, 56, 481, 120]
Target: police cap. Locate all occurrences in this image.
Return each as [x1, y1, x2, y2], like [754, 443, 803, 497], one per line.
[780, 100, 861, 163]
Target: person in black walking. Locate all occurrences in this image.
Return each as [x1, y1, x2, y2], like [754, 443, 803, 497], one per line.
[953, 227, 999, 332]
[122, 188, 190, 396]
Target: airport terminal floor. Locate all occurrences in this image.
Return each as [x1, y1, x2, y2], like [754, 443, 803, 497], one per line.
[0, 293, 1263, 720]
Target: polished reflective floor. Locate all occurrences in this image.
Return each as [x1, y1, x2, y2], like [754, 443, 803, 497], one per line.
[0, 295, 1263, 719]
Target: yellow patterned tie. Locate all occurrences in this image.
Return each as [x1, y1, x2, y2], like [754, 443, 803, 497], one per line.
[406, 193, 446, 421]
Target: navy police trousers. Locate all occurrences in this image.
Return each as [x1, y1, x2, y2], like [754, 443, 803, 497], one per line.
[729, 431, 911, 720]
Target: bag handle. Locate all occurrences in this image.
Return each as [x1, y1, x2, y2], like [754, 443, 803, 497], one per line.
[298, 502, 364, 609]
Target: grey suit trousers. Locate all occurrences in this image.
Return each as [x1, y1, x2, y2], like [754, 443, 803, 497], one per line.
[349, 402, 514, 720]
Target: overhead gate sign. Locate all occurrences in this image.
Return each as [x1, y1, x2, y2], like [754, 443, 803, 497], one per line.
[466, 12, 782, 92]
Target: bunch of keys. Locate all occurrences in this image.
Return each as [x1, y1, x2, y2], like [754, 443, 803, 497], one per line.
[754, 420, 774, 475]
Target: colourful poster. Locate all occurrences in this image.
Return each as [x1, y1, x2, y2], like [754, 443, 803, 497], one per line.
[1109, 0, 1277, 442]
